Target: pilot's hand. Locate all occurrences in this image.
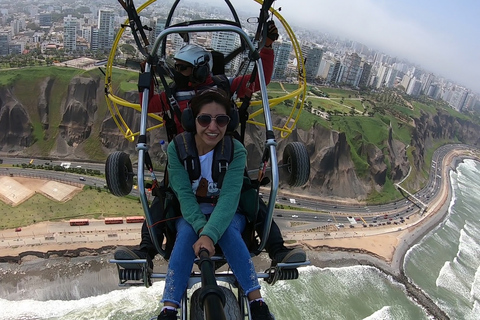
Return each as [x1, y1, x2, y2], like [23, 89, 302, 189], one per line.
[193, 235, 215, 257]
[140, 59, 157, 73]
[265, 20, 279, 47]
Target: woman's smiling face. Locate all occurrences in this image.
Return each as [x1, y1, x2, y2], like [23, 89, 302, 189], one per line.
[194, 101, 228, 155]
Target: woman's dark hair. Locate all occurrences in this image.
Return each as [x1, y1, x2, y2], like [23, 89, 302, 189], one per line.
[189, 88, 232, 117]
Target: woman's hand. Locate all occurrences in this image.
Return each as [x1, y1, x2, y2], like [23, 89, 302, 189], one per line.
[193, 235, 215, 257]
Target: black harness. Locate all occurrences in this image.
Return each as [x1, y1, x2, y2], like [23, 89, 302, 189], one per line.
[172, 132, 234, 203]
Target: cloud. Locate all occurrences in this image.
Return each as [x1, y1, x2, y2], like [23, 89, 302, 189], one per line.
[276, 0, 479, 92]
[227, 0, 479, 93]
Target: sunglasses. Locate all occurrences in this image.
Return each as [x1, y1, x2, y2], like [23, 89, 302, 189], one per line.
[175, 63, 192, 72]
[196, 114, 231, 128]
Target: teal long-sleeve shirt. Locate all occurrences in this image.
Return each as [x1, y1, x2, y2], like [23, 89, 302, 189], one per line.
[167, 137, 247, 244]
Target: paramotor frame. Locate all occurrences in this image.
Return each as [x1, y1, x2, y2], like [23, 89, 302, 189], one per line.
[104, 0, 307, 142]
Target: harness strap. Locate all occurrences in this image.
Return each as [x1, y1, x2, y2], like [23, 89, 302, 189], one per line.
[173, 132, 234, 189]
[157, 71, 181, 142]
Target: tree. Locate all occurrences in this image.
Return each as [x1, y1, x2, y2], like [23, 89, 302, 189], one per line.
[120, 44, 136, 57]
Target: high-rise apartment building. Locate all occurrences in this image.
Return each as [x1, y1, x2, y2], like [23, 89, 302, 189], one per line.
[375, 64, 389, 89]
[305, 46, 323, 82]
[427, 84, 440, 99]
[97, 9, 115, 52]
[318, 59, 334, 80]
[358, 62, 372, 89]
[384, 67, 398, 88]
[272, 41, 292, 80]
[90, 27, 99, 52]
[82, 27, 92, 44]
[63, 15, 77, 52]
[340, 52, 361, 86]
[150, 17, 166, 52]
[421, 73, 434, 94]
[327, 60, 343, 84]
[39, 12, 52, 27]
[447, 87, 468, 111]
[406, 78, 422, 97]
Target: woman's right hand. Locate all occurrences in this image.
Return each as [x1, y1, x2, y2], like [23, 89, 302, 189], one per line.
[193, 235, 215, 257]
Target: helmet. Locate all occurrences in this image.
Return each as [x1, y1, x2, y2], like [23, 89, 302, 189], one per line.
[174, 44, 213, 83]
[174, 44, 213, 70]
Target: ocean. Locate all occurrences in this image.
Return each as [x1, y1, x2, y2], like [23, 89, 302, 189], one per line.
[1, 159, 479, 320]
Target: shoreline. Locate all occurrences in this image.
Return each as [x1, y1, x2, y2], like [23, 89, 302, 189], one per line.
[0, 151, 471, 275]
[0, 151, 472, 320]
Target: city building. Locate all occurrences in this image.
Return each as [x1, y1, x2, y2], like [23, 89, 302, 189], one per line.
[97, 8, 115, 52]
[304, 46, 323, 82]
[272, 40, 292, 80]
[0, 32, 10, 56]
[90, 27, 99, 52]
[9, 42, 23, 54]
[63, 15, 77, 52]
[406, 77, 422, 97]
[340, 52, 362, 86]
[358, 62, 372, 89]
[38, 12, 52, 27]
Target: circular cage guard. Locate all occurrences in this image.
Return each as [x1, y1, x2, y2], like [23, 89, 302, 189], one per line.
[104, 0, 307, 142]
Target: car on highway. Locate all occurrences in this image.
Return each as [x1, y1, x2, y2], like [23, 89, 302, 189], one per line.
[291, 215, 299, 218]
[79, 177, 86, 181]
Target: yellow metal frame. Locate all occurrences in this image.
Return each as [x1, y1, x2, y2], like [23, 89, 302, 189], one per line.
[104, 0, 306, 141]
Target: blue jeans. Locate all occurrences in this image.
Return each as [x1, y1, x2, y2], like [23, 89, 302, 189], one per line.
[161, 213, 260, 306]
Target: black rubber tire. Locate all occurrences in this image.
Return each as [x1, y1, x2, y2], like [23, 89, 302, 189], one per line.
[190, 286, 242, 320]
[282, 142, 310, 187]
[105, 151, 134, 196]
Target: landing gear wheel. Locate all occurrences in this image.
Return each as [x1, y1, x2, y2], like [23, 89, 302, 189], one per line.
[105, 151, 134, 196]
[282, 142, 310, 187]
[190, 286, 241, 320]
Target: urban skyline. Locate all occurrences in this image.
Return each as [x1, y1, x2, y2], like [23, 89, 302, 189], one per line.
[229, 0, 480, 95]
[0, 0, 478, 111]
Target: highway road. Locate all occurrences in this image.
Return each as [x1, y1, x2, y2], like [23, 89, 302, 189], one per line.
[0, 143, 474, 229]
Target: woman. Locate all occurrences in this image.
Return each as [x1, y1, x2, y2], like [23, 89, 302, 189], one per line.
[157, 88, 274, 320]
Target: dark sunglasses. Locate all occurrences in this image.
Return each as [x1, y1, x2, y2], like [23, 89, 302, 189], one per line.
[175, 63, 192, 72]
[196, 114, 231, 128]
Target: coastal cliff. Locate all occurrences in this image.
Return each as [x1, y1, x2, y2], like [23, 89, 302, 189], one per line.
[1, 71, 480, 201]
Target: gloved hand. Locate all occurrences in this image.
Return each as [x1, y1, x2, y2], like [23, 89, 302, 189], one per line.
[265, 20, 278, 47]
[140, 59, 157, 73]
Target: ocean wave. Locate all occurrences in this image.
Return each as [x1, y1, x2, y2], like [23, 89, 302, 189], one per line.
[457, 224, 480, 270]
[362, 306, 394, 320]
[471, 266, 480, 303]
[436, 259, 472, 309]
[0, 283, 164, 320]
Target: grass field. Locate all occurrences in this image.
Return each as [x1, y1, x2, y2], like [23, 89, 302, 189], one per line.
[0, 188, 143, 230]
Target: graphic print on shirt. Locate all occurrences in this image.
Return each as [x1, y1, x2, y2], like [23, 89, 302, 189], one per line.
[192, 177, 220, 197]
[191, 150, 220, 198]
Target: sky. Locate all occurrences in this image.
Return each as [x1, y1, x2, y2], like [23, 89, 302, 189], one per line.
[227, 0, 480, 94]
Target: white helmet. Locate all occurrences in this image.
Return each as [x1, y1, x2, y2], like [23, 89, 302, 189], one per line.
[174, 44, 213, 72]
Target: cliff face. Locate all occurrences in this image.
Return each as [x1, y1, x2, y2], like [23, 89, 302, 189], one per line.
[1, 74, 479, 201]
[58, 76, 99, 147]
[412, 110, 480, 170]
[0, 87, 34, 151]
[37, 77, 54, 130]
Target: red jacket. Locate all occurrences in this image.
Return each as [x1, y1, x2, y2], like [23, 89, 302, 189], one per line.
[145, 47, 274, 135]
